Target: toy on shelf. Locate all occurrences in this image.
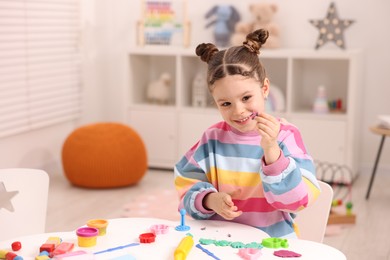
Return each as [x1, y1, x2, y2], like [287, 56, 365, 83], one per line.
[137, 0, 191, 47]
[191, 71, 208, 108]
[146, 72, 172, 105]
[313, 85, 329, 114]
[230, 3, 280, 48]
[328, 98, 343, 113]
[204, 5, 240, 47]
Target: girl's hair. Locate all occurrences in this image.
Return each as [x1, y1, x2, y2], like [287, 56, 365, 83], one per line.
[195, 29, 269, 91]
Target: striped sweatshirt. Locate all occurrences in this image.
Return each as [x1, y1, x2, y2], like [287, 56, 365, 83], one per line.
[174, 120, 320, 238]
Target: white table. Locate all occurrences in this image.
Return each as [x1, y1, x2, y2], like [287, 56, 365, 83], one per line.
[0, 218, 346, 260]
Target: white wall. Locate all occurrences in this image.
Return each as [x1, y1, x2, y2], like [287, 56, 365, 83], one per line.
[0, 123, 74, 174]
[0, 0, 108, 174]
[121, 0, 390, 174]
[1, 0, 389, 175]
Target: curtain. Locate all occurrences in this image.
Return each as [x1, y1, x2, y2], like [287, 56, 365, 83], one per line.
[0, 0, 81, 138]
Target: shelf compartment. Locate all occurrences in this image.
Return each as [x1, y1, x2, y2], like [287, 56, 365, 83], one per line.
[129, 54, 176, 106]
[180, 56, 214, 108]
[291, 58, 349, 113]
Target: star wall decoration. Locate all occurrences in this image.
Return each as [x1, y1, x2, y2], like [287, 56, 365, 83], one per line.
[309, 2, 354, 50]
[0, 181, 19, 212]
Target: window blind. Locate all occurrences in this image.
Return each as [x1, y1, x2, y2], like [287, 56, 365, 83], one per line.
[0, 0, 81, 138]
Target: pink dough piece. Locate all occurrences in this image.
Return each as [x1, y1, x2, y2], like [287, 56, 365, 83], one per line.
[274, 250, 302, 258]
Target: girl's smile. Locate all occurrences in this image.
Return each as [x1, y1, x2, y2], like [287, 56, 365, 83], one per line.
[234, 113, 254, 124]
[212, 75, 269, 133]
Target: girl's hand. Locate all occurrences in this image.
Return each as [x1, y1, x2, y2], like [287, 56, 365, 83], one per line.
[203, 190, 242, 220]
[254, 112, 281, 164]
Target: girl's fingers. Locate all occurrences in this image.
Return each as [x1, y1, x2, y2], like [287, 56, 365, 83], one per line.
[255, 121, 275, 135]
[255, 114, 280, 138]
[222, 209, 242, 220]
[258, 128, 271, 139]
[223, 196, 234, 207]
[257, 123, 276, 139]
[256, 115, 278, 128]
[257, 122, 273, 134]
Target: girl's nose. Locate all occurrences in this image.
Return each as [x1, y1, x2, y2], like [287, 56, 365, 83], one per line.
[233, 103, 245, 115]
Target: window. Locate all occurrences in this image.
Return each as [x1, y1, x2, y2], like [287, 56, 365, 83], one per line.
[0, 0, 81, 138]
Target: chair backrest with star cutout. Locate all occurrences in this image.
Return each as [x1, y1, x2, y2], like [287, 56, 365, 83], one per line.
[0, 168, 49, 241]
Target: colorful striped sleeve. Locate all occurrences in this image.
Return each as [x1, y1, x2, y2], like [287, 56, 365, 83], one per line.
[174, 138, 217, 220]
[260, 122, 320, 213]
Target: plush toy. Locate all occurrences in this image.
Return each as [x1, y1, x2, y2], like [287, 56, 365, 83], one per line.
[146, 72, 172, 105]
[230, 3, 280, 48]
[205, 5, 241, 47]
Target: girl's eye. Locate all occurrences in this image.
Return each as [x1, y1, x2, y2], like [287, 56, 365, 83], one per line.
[220, 102, 231, 107]
[243, 95, 251, 102]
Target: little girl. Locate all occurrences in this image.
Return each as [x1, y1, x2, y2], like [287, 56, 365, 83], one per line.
[174, 29, 320, 238]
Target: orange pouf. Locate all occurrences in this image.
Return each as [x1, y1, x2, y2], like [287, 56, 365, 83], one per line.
[62, 123, 147, 188]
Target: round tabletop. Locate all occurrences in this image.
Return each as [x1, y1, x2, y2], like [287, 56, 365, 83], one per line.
[0, 218, 346, 260]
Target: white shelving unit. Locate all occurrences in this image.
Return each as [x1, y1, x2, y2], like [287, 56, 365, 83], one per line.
[127, 46, 363, 181]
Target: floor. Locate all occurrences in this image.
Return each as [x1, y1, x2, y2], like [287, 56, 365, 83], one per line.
[46, 169, 390, 260]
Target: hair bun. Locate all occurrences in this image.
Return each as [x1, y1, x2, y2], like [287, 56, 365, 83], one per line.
[196, 43, 219, 63]
[243, 29, 269, 54]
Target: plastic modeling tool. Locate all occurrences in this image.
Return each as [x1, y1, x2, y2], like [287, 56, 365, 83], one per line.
[174, 234, 194, 260]
[196, 244, 221, 260]
[250, 111, 258, 120]
[94, 243, 140, 255]
[175, 208, 190, 231]
[150, 224, 169, 234]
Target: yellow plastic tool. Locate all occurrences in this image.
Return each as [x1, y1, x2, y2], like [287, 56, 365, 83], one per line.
[174, 235, 194, 260]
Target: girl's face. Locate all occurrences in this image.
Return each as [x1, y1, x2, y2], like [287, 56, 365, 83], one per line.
[212, 75, 269, 133]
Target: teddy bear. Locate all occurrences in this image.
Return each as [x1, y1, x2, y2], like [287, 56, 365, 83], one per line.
[230, 3, 280, 49]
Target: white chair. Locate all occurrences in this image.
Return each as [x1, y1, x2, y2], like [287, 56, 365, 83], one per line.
[0, 168, 49, 241]
[294, 180, 333, 243]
